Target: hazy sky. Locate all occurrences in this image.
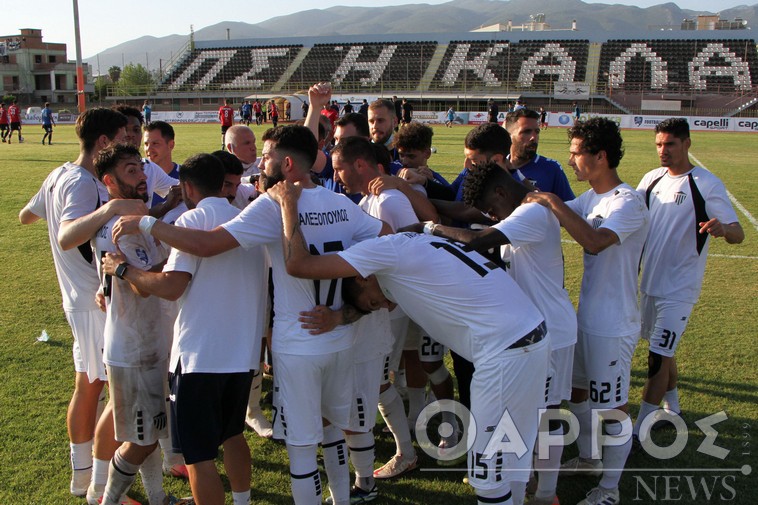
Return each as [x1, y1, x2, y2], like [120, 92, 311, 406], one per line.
[1, 0, 752, 58]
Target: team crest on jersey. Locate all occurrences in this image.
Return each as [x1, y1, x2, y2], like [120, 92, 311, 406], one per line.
[153, 412, 167, 430]
[674, 191, 687, 205]
[591, 215, 604, 229]
[135, 248, 149, 266]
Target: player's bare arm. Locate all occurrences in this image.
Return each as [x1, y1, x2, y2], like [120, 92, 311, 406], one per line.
[112, 215, 239, 258]
[699, 218, 744, 244]
[268, 181, 359, 280]
[102, 251, 191, 301]
[58, 199, 148, 251]
[404, 221, 510, 252]
[18, 205, 41, 225]
[525, 191, 619, 254]
[430, 198, 493, 225]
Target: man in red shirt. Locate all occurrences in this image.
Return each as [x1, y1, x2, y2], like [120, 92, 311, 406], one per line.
[218, 99, 235, 150]
[252, 99, 262, 125]
[8, 100, 22, 144]
[269, 100, 279, 128]
[0, 103, 8, 143]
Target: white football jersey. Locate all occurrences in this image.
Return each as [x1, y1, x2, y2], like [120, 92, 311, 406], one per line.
[143, 159, 178, 208]
[493, 203, 577, 349]
[565, 184, 649, 337]
[638, 166, 739, 304]
[359, 189, 417, 232]
[338, 233, 545, 365]
[224, 186, 383, 355]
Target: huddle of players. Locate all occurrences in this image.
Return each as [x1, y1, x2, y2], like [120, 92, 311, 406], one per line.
[20, 87, 743, 505]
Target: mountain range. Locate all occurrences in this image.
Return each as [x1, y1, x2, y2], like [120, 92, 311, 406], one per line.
[84, 0, 758, 75]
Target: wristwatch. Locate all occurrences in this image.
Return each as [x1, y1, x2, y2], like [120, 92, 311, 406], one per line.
[114, 262, 129, 280]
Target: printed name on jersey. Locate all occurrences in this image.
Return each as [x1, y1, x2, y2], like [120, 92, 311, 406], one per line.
[299, 209, 349, 226]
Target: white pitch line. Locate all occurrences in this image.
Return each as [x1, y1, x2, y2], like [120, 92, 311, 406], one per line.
[560, 240, 758, 260]
[690, 153, 758, 233]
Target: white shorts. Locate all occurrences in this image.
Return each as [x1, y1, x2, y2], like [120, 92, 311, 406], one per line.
[107, 361, 168, 445]
[387, 315, 410, 373]
[272, 349, 353, 445]
[572, 330, 638, 409]
[545, 345, 574, 406]
[346, 354, 385, 432]
[641, 294, 694, 358]
[418, 331, 447, 364]
[67, 309, 107, 382]
[467, 337, 549, 489]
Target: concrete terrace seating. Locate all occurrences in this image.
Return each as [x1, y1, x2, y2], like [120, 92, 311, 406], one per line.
[598, 39, 758, 93]
[430, 39, 589, 92]
[158, 45, 302, 91]
[286, 41, 437, 91]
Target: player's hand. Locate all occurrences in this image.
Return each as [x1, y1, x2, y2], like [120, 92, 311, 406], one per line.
[308, 82, 332, 110]
[95, 291, 106, 312]
[164, 185, 183, 210]
[267, 180, 302, 205]
[699, 218, 725, 237]
[415, 166, 434, 180]
[111, 215, 142, 242]
[522, 191, 551, 207]
[397, 168, 426, 186]
[102, 251, 127, 276]
[107, 198, 148, 218]
[299, 305, 341, 335]
[369, 175, 404, 195]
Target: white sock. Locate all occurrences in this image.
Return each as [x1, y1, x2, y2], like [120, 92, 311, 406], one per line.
[322, 425, 349, 505]
[406, 387, 426, 428]
[138, 447, 166, 505]
[569, 400, 594, 459]
[87, 457, 110, 499]
[633, 400, 659, 437]
[379, 386, 414, 456]
[345, 432, 375, 491]
[103, 450, 139, 505]
[232, 489, 251, 505]
[440, 410, 459, 443]
[599, 417, 633, 490]
[534, 426, 563, 500]
[476, 484, 513, 505]
[663, 388, 681, 414]
[71, 439, 94, 472]
[394, 369, 407, 390]
[286, 444, 321, 505]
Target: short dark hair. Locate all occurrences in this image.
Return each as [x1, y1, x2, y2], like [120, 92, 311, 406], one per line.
[113, 105, 144, 125]
[371, 144, 392, 174]
[94, 143, 141, 181]
[568, 117, 624, 169]
[655, 117, 689, 140]
[464, 122, 511, 157]
[76, 108, 128, 152]
[211, 150, 244, 176]
[335, 113, 370, 138]
[262, 125, 318, 171]
[368, 99, 394, 115]
[144, 120, 175, 141]
[462, 161, 525, 209]
[331, 136, 378, 168]
[342, 277, 371, 315]
[504, 108, 540, 131]
[179, 153, 225, 195]
[394, 122, 433, 151]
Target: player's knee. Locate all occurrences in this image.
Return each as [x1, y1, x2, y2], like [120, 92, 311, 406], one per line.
[647, 351, 664, 378]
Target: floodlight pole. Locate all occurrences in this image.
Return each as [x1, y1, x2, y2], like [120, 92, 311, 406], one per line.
[72, 0, 86, 113]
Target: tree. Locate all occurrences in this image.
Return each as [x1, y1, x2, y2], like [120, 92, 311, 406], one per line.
[116, 63, 155, 96]
[108, 65, 121, 83]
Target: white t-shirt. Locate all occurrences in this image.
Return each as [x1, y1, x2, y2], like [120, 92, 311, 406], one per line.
[223, 186, 383, 355]
[359, 189, 417, 233]
[493, 202, 577, 349]
[232, 183, 259, 210]
[638, 166, 739, 304]
[166, 197, 266, 373]
[338, 233, 545, 365]
[26, 162, 107, 311]
[566, 184, 649, 337]
[143, 159, 178, 209]
[93, 215, 169, 367]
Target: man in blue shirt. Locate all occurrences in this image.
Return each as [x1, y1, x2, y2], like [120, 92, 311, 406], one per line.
[504, 109, 574, 202]
[41, 102, 55, 145]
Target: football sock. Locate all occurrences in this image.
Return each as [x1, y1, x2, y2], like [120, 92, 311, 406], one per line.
[534, 425, 563, 500]
[322, 425, 349, 505]
[476, 484, 513, 505]
[599, 417, 633, 490]
[232, 490, 251, 505]
[633, 400, 659, 437]
[287, 443, 321, 505]
[379, 385, 414, 456]
[102, 449, 139, 505]
[406, 387, 426, 428]
[345, 431, 375, 491]
[663, 388, 681, 414]
[569, 400, 595, 459]
[139, 447, 166, 505]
